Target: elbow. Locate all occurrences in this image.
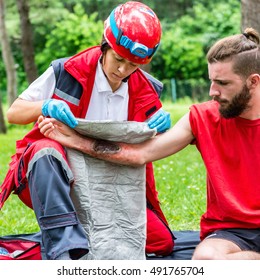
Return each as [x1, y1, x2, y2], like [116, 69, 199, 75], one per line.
[6, 105, 33, 125]
[6, 107, 23, 124]
[6, 108, 15, 124]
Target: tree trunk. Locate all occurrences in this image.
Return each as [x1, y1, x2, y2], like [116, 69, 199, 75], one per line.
[0, 0, 17, 108]
[241, 0, 260, 33]
[0, 97, 7, 134]
[16, 0, 38, 84]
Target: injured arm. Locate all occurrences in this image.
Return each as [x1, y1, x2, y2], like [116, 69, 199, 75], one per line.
[38, 113, 194, 166]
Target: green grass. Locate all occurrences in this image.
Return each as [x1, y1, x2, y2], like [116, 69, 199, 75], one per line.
[0, 99, 206, 236]
[154, 99, 206, 231]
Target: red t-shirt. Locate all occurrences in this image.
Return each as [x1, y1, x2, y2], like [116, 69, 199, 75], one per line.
[190, 100, 260, 239]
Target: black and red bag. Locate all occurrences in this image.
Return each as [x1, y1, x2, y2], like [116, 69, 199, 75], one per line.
[0, 232, 42, 260]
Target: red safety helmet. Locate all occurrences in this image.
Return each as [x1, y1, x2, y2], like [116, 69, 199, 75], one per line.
[104, 1, 161, 64]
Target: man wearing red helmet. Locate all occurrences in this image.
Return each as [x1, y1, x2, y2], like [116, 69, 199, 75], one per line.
[1, 1, 174, 259]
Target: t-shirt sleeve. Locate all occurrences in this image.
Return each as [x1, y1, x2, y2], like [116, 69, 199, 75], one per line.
[19, 66, 56, 101]
[189, 104, 199, 145]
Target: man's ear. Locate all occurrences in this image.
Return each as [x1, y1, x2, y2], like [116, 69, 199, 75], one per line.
[246, 74, 260, 89]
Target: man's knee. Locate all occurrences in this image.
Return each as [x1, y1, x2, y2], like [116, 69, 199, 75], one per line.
[192, 238, 229, 260]
[192, 245, 218, 260]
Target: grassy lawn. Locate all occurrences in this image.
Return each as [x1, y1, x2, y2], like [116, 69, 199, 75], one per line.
[154, 100, 206, 231]
[0, 99, 206, 236]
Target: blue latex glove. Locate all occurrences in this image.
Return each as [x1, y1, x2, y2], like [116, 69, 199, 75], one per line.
[147, 108, 171, 133]
[42, 99, 78, 128]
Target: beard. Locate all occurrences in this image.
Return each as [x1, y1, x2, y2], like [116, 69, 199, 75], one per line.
[213, 84, 252, 119]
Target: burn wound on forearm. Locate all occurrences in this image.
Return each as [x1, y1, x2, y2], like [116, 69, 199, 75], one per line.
[93, 140, 121, 154]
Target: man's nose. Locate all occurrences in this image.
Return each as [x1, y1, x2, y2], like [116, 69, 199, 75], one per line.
[209, 83, 220, 97]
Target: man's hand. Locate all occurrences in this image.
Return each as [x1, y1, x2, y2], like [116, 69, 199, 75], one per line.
[38, 116, 78, 148]
[147, 108, 171, 133]
[42, 99, 78, 128]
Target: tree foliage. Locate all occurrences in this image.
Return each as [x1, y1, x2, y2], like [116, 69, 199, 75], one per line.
[36, 3, 103, 73]
[0, 0, 242, 98]
[152, 0, 241, 80]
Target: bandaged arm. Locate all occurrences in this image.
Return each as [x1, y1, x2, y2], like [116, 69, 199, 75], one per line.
[38, 114, 193, 166]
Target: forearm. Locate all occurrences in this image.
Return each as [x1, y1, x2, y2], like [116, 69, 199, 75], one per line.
[38, 114, 194, 166]
[68, 133, 148, 166]
[37, 116, 152, 166]
[68, 129, 190, 166]
[7, 98, 44, 124]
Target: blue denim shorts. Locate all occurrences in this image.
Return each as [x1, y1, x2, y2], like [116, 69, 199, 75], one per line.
[206, 228, 260, 252]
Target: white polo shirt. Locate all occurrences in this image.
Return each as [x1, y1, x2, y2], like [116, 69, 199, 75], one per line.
[19, 60, 129, 121]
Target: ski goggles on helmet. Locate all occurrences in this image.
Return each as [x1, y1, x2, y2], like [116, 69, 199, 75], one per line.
[109, 8, 159, 59]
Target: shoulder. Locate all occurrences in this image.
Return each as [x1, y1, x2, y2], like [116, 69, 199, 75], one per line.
[51, 57, 70, 79]
[139, 70, 163, 97]
[129, 69, 162, 97]
[189, 100, 221, 134]
[190, 100, 220, 119]
[66, 46, 101, 67]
